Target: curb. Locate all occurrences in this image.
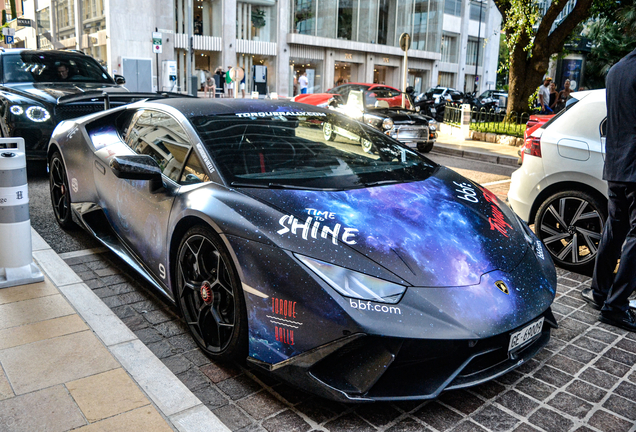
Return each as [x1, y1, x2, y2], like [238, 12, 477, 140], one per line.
[431, 143, 520, 168]
[30, 228, 230, 432]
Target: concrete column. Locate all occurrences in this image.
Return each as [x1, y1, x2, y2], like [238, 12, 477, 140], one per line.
[237, 3, 243, 39]
[74, 0, 83, 50]
[457, 0, 470, 91]
[222, 0, 236, 70]
[176, 0, 183, 33]
[365, 54, 374, 84]
[276, 0, 290, 97]
[247, 4, 251, 40]
[203, 0, 210, 36]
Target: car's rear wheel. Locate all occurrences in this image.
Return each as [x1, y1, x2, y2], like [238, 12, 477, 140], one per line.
[175, 225, 247, 361]
[49, 152, 75, 229]
[534, 190, 606, 274]
[323, 122, 336, 141]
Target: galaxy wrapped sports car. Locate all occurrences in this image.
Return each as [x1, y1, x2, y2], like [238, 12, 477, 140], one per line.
[48, 98, 557, 402]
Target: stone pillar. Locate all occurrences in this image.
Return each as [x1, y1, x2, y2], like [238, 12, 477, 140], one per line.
[222, 0, 237, 71]
[74, 0, 83, 50]
[457, 0, 470, 91]
[276, 0, 290, 97]
[203, 0, 211, 36]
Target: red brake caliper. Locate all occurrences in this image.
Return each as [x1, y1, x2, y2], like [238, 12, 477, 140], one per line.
[200, 281, 213, 305]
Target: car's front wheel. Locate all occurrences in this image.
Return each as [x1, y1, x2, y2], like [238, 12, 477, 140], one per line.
[49, 151, 75, 229]
[175, 225, 247, 361]
[323, 122, 336, 141]
[534, 190, 606, 274]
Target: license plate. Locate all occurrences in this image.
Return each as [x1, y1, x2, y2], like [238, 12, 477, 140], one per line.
[508, 317, 544, 352]
[430, 108, 436, 113]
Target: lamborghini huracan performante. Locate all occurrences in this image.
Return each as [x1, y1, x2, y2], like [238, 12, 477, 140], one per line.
[48, 98, 557, 402]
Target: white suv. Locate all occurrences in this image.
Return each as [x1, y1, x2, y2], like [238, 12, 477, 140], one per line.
[508, 90, 607, 274]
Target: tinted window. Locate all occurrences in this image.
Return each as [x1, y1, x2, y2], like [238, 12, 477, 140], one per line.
[126, 110, 191, 182]
[190, 110, 436, 190]
[2, 52, 113, 84]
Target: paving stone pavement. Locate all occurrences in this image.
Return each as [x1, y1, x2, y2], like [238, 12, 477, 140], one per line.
[64, 251, 636, 432]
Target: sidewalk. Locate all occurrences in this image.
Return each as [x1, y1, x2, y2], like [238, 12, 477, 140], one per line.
[0, 229, 229, 432]
[432, 129, 521, 167]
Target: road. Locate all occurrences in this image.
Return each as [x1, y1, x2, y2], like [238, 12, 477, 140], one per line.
[28, 155, 516, 255]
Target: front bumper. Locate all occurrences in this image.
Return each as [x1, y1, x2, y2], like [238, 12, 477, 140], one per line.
[388, 125, 435, 146]
[251, 308, 557, 401]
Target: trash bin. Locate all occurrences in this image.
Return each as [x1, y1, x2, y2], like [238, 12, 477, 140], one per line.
[0, 138, 44, 288]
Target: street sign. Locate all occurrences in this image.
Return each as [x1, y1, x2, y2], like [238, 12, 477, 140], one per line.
[5, 35, 14, 44]
[399, 33, 411, 52]
[475, 76, 480, 82]
[17, 18, 31, 27]
[2, 28, 15, 36]
[152, 32, 162, 54]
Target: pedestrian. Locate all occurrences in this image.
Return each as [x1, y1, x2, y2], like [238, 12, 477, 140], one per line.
[240, 73, 246, 98]
[205, 76, 215, 98]
[299, 71, 308, 94]
[556, 79, 572, 112]
[538, 76, 553, 114]
[549, 81, 558, 112]
[581, 49, 636, 331]
[215, 67, 224, 97]
[226, 66, 234, 98]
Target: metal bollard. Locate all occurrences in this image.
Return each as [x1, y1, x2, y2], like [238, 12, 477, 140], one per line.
[0, 138, 44, 288]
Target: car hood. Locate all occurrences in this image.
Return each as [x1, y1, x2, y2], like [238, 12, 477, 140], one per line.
[4, 82, 127, 104]
[370, 109, 429, 123]
[242, 167, 528, 287]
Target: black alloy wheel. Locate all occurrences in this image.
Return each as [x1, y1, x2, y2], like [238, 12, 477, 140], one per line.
[49, 151, 75, 229]
[176, 225, 247, 360]
[534, 190, 606, 274]
[323, 122, 337, 141]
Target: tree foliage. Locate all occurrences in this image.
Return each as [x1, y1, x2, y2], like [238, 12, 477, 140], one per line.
[494, 0, 594, 114]
[584, 4, 636, 89]
[9, 0, 16, 21]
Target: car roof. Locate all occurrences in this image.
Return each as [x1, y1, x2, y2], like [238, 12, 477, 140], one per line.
[144, 98, 333, 118]
[338, 83, 401, 91]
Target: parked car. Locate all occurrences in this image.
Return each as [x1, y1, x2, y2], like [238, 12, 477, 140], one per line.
[325, 87, 437, 153]
[49, 98, 556, 401]
[292, 82, 402, 108]
[517, 114, 554, 164]
[0, 49, 129, 159]
[478, 90, 508, 107]
[508, 90, 606, 274]
[414, 86, 460, 105]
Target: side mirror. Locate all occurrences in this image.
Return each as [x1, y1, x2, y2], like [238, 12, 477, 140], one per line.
[114, 74, 126, 85]
[109, 155, 164, 192]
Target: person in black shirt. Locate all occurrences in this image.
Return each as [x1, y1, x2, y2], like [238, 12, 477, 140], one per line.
[582, 49, 636, 331]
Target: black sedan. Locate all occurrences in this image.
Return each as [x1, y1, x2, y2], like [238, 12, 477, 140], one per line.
[0, 49, 129, 159]
[49, 98, 557, 401]
[325, 88, 438, 153]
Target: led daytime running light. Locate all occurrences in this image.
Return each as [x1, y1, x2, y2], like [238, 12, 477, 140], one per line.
[297, 254, 406, 304]
[25, 106, 50, 123]
[10, 106, 23, 115]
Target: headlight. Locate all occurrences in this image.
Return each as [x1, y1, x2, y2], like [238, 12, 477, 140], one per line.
[297, 255, 406, 304]
[25, 106, 51, 122]
[10, 105, 23, 115]
[382, 118, 394, 130]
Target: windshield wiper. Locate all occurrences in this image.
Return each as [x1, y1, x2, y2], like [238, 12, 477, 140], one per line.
[230, 181, 342, 191]
[359, 179, 402, 188]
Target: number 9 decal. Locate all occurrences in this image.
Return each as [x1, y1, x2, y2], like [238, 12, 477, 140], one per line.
[159, 263, 166, 279]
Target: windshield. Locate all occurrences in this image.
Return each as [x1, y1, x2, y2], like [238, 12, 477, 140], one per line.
[190, 110, 436, 190]
[2, 52, 114, 84]
[361, 89, 414, 110]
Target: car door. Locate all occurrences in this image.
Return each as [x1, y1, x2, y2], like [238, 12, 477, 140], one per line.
[95, 108, 192, 284]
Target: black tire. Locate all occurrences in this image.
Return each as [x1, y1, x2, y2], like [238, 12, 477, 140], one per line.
[361, 138, 375, 154]
[418, 142, 434, 153]
[175, 225, 247, 361]
[534, 190, 606, 274]
[323, 122, 336, 141]
[49, 151, 75, 229]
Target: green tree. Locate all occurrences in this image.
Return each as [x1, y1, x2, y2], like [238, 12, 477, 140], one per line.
[584, 5, 636, 89]
[9, 0, 16, 21]
[2, 10, 6, 26]
[494, 0, 594, 114]
[496, 32, 509, 90]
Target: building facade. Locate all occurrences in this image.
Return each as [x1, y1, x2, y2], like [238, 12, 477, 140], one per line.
[8, 0, 501, 97]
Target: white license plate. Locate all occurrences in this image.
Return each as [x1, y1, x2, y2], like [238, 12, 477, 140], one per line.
[430, 108, 436, 113]
[508, 317, 544, 352]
